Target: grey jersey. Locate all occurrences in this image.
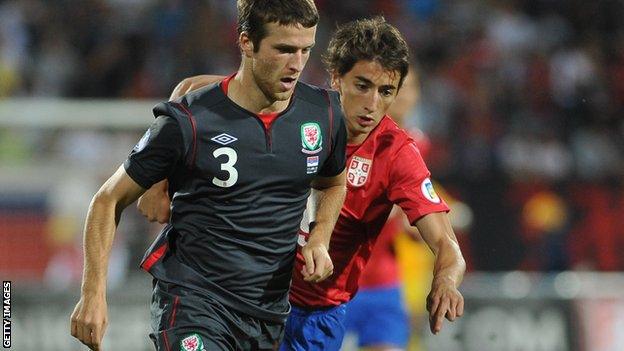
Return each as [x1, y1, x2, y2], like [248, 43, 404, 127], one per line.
[125, 81, 347, 322]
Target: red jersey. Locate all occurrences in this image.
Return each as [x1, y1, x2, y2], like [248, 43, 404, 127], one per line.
[289, 117, 449, 308]
[358, 127, 433, 289]
[357, 214, 403, 288]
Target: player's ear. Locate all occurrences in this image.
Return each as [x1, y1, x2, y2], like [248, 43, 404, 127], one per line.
[239, 32, 254, 58]
[330, 71, 341, 92]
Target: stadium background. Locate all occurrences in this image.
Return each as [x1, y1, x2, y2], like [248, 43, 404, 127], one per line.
[1, 0, 623, 350]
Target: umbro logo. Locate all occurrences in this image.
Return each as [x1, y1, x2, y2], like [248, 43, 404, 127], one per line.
[211, 133, 238, 145]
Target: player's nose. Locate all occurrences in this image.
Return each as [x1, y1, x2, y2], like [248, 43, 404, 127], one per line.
[288, 51, 306, 72]
[363, 91, 381, 113]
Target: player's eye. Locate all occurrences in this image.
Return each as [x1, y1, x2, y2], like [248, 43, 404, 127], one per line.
[356, 83, 368, 91]
[381, 89, 393, 97]
[276, 46, 296, 54]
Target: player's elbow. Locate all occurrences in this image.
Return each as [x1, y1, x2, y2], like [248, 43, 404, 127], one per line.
[91, 177, 133, 210]
[90, 188, 118, 212]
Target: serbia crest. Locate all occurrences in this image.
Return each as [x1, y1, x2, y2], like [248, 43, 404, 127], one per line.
[347, 156, 372, 187]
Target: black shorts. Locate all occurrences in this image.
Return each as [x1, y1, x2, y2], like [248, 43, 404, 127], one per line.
[149, 280, 285, 351]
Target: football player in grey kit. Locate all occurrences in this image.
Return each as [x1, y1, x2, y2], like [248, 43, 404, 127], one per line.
[69, 1, 347, 350]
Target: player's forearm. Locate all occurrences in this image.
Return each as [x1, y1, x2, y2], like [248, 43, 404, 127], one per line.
[416, 212, 465, 287]
[80, 192, 122, 296]
[307, 184, 346, 248]
[431, 238, 466, 288]
[81, 167, 146, 296]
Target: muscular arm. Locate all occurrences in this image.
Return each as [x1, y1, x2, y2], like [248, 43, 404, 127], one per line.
[300, 170, 346, 282]
[83, 166, 145, 292]
[71, 166, 146, 350]
[309, 170, 346, 248]
[137, 75, 226, 223]
[415, 211, 466, 334]
[169, 75, 225, 100]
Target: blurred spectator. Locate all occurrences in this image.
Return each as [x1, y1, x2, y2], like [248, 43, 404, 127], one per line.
[568, 183, 624, 271]
[0, 0, 28, 96]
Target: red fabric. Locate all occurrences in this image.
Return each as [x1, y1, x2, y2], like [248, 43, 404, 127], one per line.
[356, 128, 430, 289]
[171, 102, 198, 167]
[141, 243, 168, 271]
[169, 296, 179, 328]
[221, 74, 279, 131]
[221, 74, 233, 94]
[162, 331, 171, 351]
[289, 117, 449, 307]
[358, 215, 402, 288]
[256, 112, 279, 130]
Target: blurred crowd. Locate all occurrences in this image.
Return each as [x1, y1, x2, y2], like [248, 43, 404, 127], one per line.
[1, 0, 624, 283]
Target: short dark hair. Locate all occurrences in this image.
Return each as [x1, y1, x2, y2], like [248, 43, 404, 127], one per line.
[323, 17, 410, 88]
[237, 0, 319, 52]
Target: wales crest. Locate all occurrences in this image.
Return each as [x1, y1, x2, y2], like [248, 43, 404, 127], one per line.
[301, 122, 323, 154]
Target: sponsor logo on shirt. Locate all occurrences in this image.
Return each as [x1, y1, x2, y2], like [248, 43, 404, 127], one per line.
[210, 133, 238, 145]
[133, 129, 150, 152]
[301, 122, 323, 154]
[347, 156, 372, 187]
[421, 178, 441, 203]
[306, 156, 319, 174]
[181, 333, 205, 351]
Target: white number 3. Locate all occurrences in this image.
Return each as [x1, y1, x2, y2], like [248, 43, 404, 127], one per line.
[212, 147, 238, 187]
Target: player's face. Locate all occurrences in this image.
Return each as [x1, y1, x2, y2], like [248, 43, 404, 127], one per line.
[332, 60, 401, 141]
[248, 22, 316, 102]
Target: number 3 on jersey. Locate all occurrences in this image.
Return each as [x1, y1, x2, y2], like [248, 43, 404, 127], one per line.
[212, 147, 238, 187]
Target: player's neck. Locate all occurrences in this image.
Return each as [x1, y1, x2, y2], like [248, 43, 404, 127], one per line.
[228, 69, 290, 114]
[347, 130, 369, 145]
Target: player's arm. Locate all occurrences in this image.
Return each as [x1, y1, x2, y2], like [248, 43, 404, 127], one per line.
[415, 211, 466, 335]
[72, 113, 184, 350]
[70, 167, 146, 350]
[137, 74, 226, 223]
[301, 95, 348, 283]
[388, 142, 465, 334]
[169, 75, 226, 100]
[301, 171, 347, 282]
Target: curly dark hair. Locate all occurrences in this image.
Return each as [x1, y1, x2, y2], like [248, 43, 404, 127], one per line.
[237, 0, 319, 52]
[323, 16, 410, 88]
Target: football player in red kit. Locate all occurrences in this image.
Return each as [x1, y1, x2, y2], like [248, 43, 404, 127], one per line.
[343, 68, 437, 350]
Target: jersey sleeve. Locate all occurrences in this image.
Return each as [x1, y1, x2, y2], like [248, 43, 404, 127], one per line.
[318, 91, 347, 177]
[387, 141, 450, 224]
[123, 115, 185, 189]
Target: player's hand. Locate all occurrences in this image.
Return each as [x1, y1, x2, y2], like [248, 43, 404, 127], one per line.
[137, 180, 170, 224]
[426, 276, 464, 334]
[301, 241, 334, 283]
[70, 292, 108, 350]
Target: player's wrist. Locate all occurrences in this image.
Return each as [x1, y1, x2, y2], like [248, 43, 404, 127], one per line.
[80, 282, 107, 298]
[306, 233, 330, 251]
[431, 275, 457, 288]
